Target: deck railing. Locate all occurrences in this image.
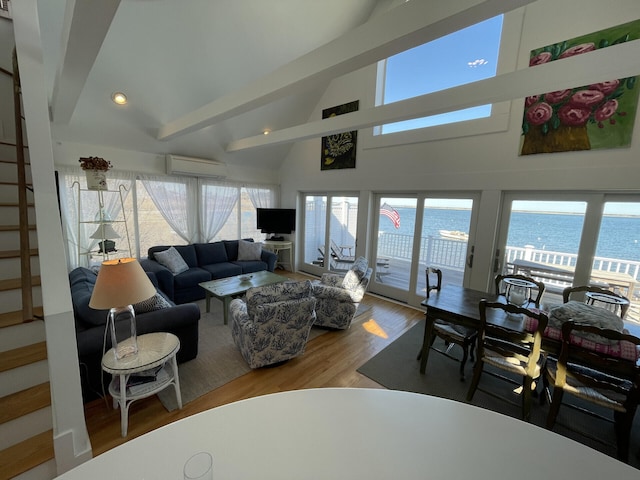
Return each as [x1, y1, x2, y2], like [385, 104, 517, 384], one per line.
[378, 232, 640, 284]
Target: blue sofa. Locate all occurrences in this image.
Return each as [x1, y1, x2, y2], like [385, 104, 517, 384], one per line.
[140, 239, 277, 304]
[69, 267, 200, 402]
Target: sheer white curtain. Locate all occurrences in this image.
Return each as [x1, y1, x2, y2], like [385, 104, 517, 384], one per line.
[245, 183, 278, 209]
[201, 180, 239, 242]
[139, 174, 199, 244]
[58, 167, 135, 269]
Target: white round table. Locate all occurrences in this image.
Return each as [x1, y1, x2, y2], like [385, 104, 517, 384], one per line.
[54, 388, 638, 479]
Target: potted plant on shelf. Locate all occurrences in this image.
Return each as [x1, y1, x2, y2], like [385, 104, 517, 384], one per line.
[79, 156, 113, 190]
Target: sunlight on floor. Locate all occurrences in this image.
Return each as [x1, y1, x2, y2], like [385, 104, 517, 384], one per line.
[362, 319, 388, 339]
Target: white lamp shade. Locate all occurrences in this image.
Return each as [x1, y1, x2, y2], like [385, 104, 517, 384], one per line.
[89, 258, 157, 309]
[89, 223, 121, 239]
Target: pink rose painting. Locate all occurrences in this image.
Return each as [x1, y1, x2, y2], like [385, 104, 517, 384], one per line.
[520, 20, 640, 155]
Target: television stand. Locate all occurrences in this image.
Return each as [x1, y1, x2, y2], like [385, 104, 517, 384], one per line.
[263, 240, 294, 272]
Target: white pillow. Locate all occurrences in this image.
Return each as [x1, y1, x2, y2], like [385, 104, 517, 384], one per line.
[154, 246, 189, 275]
[237, 240, 263, 261]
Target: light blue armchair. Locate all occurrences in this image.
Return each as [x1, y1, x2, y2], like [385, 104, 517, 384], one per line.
[230, 280, 317, 368]
[312, 257, 372, 329]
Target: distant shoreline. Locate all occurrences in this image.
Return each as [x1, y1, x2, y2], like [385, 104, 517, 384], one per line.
[412, 206, 640, 219]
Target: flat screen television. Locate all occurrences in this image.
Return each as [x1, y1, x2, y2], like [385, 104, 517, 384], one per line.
[256, 208, 296, 235]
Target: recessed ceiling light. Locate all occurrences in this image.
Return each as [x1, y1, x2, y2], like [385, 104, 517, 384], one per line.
[263, 129, 270, 135]
[111, 92, 128, 105]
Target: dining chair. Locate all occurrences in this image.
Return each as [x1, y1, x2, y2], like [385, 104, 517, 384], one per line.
[495, 273, 545, 307]
[563, 285, 630, 318]
[541, 320, 640, 462]
[466, 300, 549, 421]
[418, 267, 478, 381]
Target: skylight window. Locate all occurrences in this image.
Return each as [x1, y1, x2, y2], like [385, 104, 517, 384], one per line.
[378, 15, 504, 135]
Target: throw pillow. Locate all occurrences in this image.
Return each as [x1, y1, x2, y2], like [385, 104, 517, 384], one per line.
[237, 239, 262, 261]
[154, 246, 189, 275]
[350, 257, 368, 279]
[342, 269, 362, 291]
[133, 292, 172, 314]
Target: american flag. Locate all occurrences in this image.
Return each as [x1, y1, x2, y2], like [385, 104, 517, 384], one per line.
[380, 202, 400, 229]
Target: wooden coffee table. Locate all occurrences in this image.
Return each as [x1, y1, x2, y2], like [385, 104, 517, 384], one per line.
[199, 270, 289, 324]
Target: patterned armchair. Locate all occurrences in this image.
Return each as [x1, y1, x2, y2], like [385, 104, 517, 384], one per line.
[313, 257, 372, 329]
[230, 280, 317, 368]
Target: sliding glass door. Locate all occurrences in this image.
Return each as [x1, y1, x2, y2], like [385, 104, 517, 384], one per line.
[301, 194, 359, 274]
[370, 194, 478, 306]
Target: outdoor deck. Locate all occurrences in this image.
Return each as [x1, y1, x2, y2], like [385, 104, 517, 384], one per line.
[370, 235, 640, 324]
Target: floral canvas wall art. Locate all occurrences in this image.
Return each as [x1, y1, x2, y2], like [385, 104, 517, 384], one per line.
[321, 100, 359, 170]
[520, 19, 640, 155]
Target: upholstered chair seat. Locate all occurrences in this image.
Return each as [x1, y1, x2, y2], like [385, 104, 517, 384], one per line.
[313, 256, 372, 329]
[230, 280, 316, 368]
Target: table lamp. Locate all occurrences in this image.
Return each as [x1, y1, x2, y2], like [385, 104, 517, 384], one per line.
[89, 258, 156, 360]
[89, 223, 120, 240]
[90, 223, 120, 253]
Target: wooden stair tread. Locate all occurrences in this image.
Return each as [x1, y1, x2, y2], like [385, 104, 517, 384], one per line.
[0, 181, 33, 187]
[0, 275, 41, 291]
[0, 307, 44, 328]
[0, 225, 36, 231]
[0, 249, 38, 259]
[0, 202, 35, 207]
[0, 382, 51, 424]
[0, 429, 54, 480]
[0, 342, 47, 373]
[0, 159, 31, 165]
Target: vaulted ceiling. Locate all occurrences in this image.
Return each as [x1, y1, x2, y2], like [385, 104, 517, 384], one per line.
[31, 0, 575, 171]
[36, 0, 379, 169]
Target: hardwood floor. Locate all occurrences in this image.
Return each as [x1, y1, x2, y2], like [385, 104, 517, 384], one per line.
[83, 271, 424, 456]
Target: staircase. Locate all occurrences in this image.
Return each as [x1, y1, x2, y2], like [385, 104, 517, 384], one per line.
[0, 45, 56, 478]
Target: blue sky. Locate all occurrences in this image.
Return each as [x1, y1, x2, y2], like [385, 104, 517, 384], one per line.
[381, 15, 503, 132]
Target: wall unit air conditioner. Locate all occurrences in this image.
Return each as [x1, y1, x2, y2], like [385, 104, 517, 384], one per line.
[166, 154, 227, 178]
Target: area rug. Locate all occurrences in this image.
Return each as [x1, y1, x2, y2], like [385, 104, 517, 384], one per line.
[357, 322, 640, 469]
[158, 300, 371, 411]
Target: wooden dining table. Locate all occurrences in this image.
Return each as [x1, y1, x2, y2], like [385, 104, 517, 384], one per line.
[419, 284, 640, 375]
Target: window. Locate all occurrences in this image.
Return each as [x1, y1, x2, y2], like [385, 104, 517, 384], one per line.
[59, 168, 277, 268]
[137, 179, 187, 254]
[377, 15, 503, 134]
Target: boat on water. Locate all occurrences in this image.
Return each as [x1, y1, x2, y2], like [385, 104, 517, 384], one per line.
[439, 230, 469, 241]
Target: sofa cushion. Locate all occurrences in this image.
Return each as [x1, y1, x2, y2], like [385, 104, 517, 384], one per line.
[223, 240, 241, 260]
[133, 292, 172, 314]
[202, 262, 243, 279]
[69, 268, 108, 326]
[69, 266, 98, 287]
[154, 246, 189, 275]
[173, 267, 212, 288]
[233, 260, 268, 274]
[195, 242, 228, 265]
[237, 239, 262, 261]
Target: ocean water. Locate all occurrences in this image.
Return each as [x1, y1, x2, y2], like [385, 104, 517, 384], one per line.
[380, 207, 640, 263]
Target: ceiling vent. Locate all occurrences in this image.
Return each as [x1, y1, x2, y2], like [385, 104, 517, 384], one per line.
[166, 155, 227, 178]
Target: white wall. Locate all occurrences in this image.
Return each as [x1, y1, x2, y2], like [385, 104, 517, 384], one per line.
[279, 0, 640, 289]
[281, 0, 640, 197]
[52, 141, 280, 184]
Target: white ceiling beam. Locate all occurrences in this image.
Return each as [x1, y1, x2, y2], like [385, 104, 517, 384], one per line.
[157, 0, 535, 141]
[226, 40, 640, 152]
[50, 0, 121, 124]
